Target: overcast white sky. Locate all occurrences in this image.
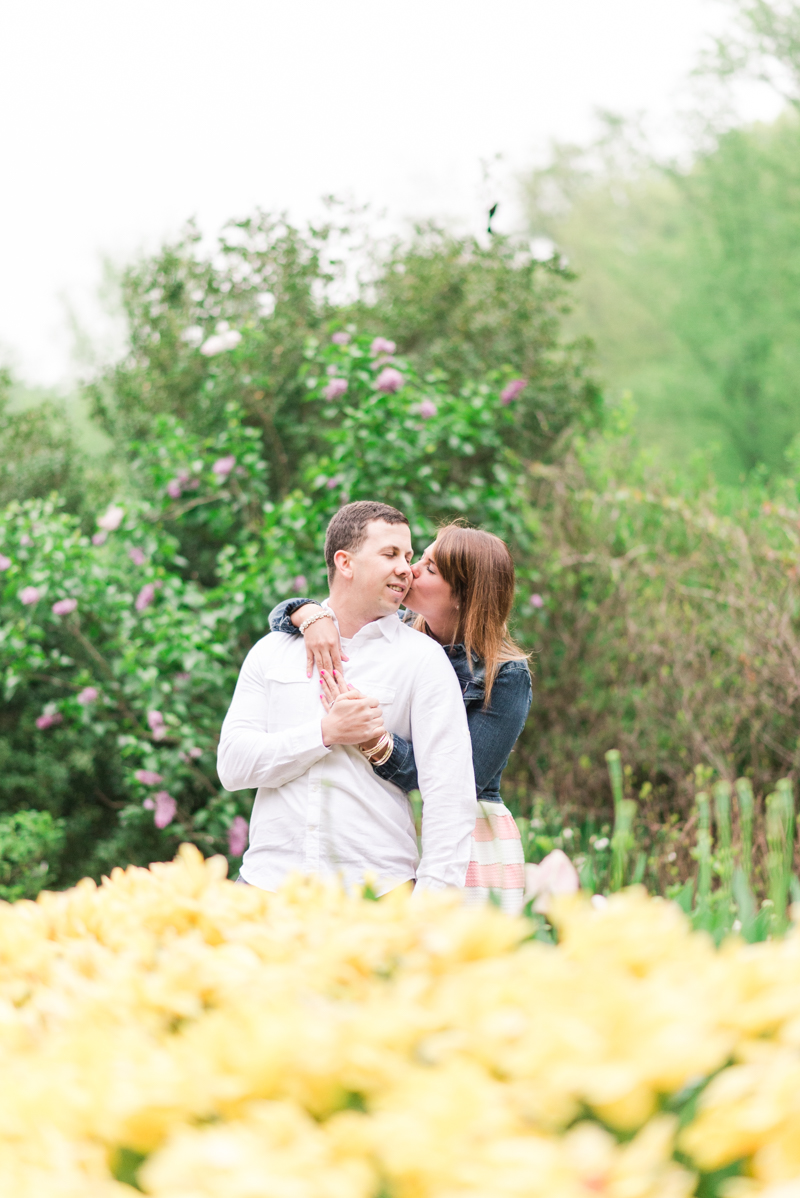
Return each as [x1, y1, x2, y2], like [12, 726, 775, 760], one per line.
[0, 0, 778, 387]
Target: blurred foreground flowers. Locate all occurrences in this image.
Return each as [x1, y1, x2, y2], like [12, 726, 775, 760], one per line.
[2, 846, 800, 1196]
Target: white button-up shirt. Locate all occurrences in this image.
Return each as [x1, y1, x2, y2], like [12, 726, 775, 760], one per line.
[217, 608, 477, 895]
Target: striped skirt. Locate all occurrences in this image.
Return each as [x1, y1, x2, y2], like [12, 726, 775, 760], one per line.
[463, 801, 526, 915]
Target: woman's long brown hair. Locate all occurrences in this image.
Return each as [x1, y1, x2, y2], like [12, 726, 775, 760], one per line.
[413, 524, 528, 706]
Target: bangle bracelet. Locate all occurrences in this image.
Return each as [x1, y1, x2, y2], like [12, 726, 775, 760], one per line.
[370, 735, 394, 767]
[360, 733, 394, 767]
[298, 610, 335, 635]
[359, 732, 389, 760]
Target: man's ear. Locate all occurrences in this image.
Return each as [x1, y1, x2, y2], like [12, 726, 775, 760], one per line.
[333, 548, 354, 580]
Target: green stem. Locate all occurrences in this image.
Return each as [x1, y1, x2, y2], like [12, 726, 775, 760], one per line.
[713, 780, 733, 903]
[605, 749, 624, 813]
[735, 777, 754, 888]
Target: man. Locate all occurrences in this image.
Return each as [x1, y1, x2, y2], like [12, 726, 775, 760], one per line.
[217, 501, 476, 895]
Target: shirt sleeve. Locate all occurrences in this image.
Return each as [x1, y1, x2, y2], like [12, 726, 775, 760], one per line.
[267, 598, 318, 636]
[408, 648, 477, 892]
[217, 642, 331, 791]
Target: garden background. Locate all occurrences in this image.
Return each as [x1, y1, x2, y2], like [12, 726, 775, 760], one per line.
[4, 0, 800, 908]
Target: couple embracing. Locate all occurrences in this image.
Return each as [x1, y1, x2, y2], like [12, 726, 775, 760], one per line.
[217, 501, 531, 907]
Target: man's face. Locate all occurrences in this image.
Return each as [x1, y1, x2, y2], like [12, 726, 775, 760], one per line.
[345, 520, 413, 616]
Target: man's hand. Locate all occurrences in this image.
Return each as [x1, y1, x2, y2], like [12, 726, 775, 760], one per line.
[320, 687, 385, 747]
[290, 604, 349, 678]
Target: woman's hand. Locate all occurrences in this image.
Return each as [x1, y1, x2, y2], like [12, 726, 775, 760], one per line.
[291, 604, 349, 678]
[319, 672, 385, 747]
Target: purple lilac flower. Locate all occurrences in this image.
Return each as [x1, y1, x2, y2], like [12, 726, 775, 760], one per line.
[0, 554, 11, 570]
[530, 593, 544, 608]
[228, 815, 249, 856]
[20, 534, 33, 547]
[20, 586, 40, 605]
[331, 331, 351, 345]
[135, 769, 164, 785]
[135, 584, 156, 612]
[375, 367, 404, 394]
[500, 378, 527, 405]
[419, 399, 437, 419]
[147, 710, 166, 740]
[143, 798, 155, 810]
[92, 532, 108, 546]
[323, 378, 348, 401]
[128, 547, 146, 566]
[166, 479, 183, 499]
[212, 455, 236, 477]
[97, 505, 124, 532]
[154, 791, 177, 828]
[52, 597, 78, 615]
[77, 687, 99, 705]
[370, 337, 396, 357]
[292, 575, 308, 590]
[36, 712, 62, 730]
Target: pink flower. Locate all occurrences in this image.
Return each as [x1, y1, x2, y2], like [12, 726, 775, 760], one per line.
[92, 532, 108, 546]
[523, 849, 579, 913]
[323, 378, 348, 401]
[326, 475, 344, 490]
[188, 746, 202, 759]
[166, 479, 183, 499]
[529, 593, 544, 608]
[135, 584, 156, 612]
[143, 798, 155, 810]
[375, 367, 404, 394]
[20, 533, 33, 547]
[331, 331, 351, 345]
[212, 455, 236, 477]
[147, 710, 166, 740]
[128, 547, 146, 566]
[228, 815, 249, 856]
[36, 712, 63, 730]
[52, 597, 78, 615]
[77, 687, 99, 705]
[501, 378, 527, 405]
[0, 554, 11, 570]
[292, 575, 308, 591]
[418, 399, 437, 419]
[97, 505, 124, 532]
[371, 337, 396, 357]
[20, 586, 41, 605]
[153, 791, 177, 828]
[135, 769, 164, 785]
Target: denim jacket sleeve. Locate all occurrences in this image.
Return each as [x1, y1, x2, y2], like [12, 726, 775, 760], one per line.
[465, 664, 532, 794]
[374, 662, 532, 796]
[267, 597, 318, 636]
[373, 732, 419, 792]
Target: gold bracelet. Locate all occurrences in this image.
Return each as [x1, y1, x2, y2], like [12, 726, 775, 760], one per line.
[368, 734, 394, 768]
[359, 732, 389, 761]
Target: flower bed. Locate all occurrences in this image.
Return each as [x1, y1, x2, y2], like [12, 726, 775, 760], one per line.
[1, 846, 799, 1197]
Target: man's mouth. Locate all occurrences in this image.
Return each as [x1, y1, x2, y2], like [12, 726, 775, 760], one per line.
[387, 582, 407, 598]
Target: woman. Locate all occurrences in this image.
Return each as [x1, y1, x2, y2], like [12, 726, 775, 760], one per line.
[269, 524, 532, 910]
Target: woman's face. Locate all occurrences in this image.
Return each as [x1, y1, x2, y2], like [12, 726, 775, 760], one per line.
[405, 542, 459, 628]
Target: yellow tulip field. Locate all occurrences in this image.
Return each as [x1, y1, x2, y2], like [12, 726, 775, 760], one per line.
[2, 844, 800, 1197]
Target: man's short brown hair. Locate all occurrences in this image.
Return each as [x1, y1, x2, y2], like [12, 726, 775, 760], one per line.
[324, 501, 409, 584]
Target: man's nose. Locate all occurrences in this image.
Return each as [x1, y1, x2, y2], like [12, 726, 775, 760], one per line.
[395, 559, 411, 578]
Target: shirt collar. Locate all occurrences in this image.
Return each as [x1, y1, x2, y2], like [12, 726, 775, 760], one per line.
[321, 600, 401, 643]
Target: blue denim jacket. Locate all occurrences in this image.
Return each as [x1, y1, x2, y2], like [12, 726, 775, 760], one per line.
[268, 598, 532, 803]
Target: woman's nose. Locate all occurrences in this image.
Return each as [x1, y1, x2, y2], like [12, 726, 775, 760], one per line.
[410, 562, 421, 579]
